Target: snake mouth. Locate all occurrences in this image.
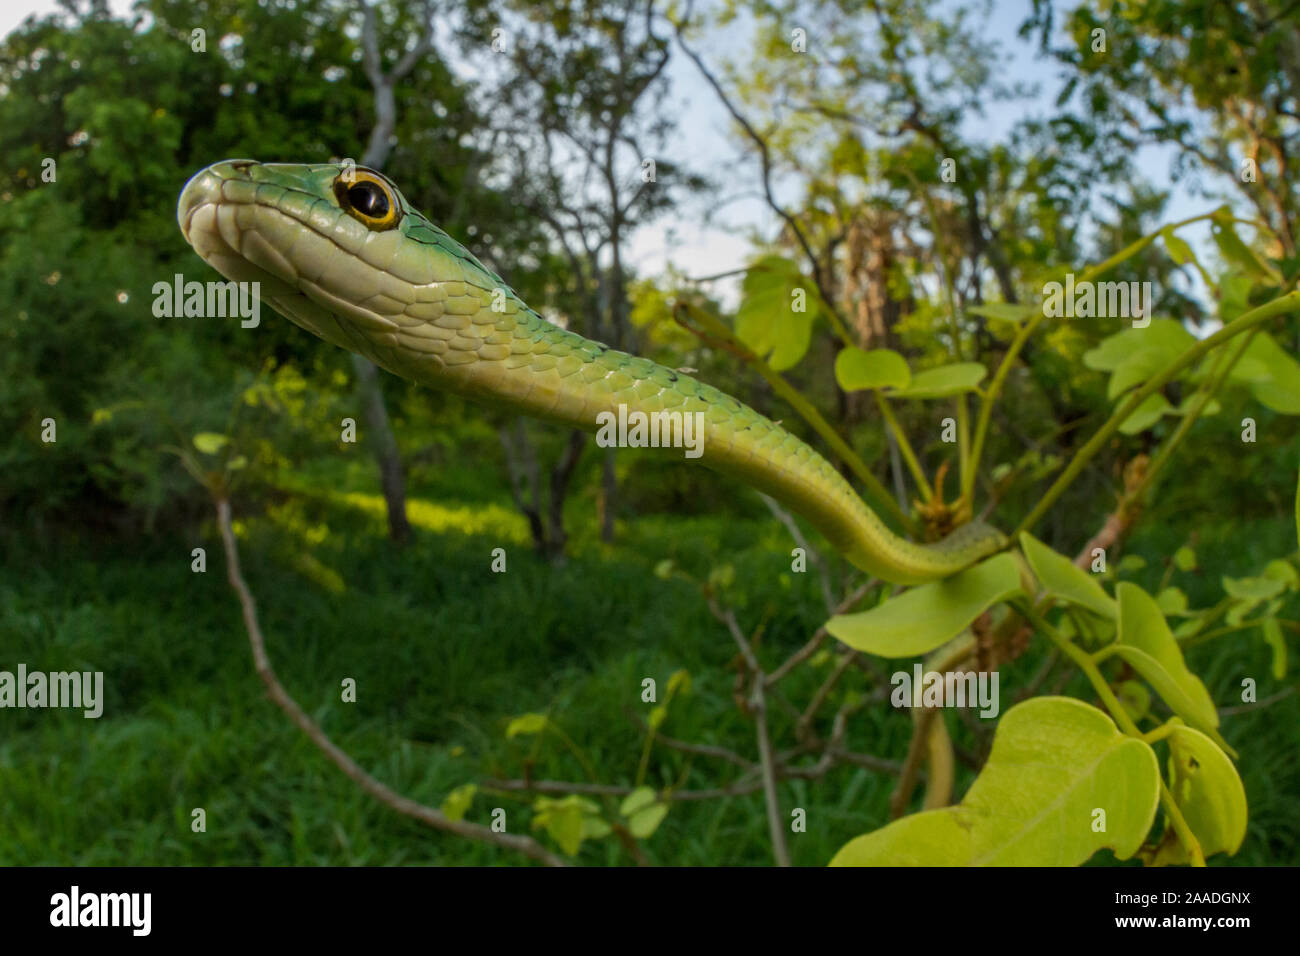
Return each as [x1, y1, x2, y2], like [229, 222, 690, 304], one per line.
[177, 159, 303, 296]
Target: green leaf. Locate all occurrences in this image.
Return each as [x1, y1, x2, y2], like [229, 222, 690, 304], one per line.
[1155, 724, 1248, 864]
[735, 256, 820, 371]
[626, 801, 669, 839]
[193, 432, 229, 455]
[1117, 680, 1151, 722]
[531, 795, 601, 856]
[1117, 555, 1147, 575]
[1210, 209, 1280, 283]
[834, 347, 911, 391]
[826, 553, 1023, 658]
[1173, 546, 1198, 572]
[1162, 226, 1213, 287]
[708, 564, 735, 591]
[1118, 393, 1172, 435]
[1260, 618, 1287, 679]
[888, 362, 987, 399]
[505, 713, 549, 738]
[440, 784, 477, 822]
[647, 704, 668, 731]
[1263, 559, 1299, 589]
[1220, 273, 1254, 319]
[619, 786, 657, 817]
[1161, 227, 1195, 267]
[666, 669, 692, 698]
[829, 697, 1160, 865]
[1155, 587, 1189, 616]
[1020, 532, 1116, 619]
[965, 303, 1038, 325]
[1112, 583, 1225, 747]
[1231, 332, 1300, 414]
[1082, 319, 1195, 373]
[1222, 575, 1286, 602]
[619, 787, 669, 838]
[1106, 347, 1175, 400]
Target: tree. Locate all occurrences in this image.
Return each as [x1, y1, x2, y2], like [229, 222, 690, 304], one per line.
[464, 0, 702, 549]
[1025, 0, 1300, 258]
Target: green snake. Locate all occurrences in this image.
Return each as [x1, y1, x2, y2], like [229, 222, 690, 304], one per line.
[177, 160, 1004, 584]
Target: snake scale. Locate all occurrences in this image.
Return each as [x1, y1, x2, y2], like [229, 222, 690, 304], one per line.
[178, 160, 1004, 584]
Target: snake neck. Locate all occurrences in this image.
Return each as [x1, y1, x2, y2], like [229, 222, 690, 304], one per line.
[296, 295, 1002, 585]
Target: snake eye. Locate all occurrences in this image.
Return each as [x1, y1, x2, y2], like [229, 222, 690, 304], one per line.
[334, 169, 400, 230]
[348, 181, 388, 218]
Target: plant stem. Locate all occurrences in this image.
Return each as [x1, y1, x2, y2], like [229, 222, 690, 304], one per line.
[875, 392, 933, 501]
[1130, 330, 1259, 506]
[956, 394, 971, 509]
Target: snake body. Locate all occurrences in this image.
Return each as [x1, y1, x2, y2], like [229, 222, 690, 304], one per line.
[178, 160, 1003, 584]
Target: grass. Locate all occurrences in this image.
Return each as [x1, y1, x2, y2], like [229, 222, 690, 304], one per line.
[1, 453, 1297, 866]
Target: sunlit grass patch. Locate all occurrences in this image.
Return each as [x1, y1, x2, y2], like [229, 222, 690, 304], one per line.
[331, 491, 531, 545]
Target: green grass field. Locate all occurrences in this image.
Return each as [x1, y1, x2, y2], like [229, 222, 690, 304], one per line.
[2, 453, 1297, 866]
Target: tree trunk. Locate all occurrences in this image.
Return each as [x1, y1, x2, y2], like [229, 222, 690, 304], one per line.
[352, 353, 411, 543]
[351, 1, 428, 543]
[547, 430, 588, 561]
[500, 419, 586, 562]
[600, 448, 617, 542]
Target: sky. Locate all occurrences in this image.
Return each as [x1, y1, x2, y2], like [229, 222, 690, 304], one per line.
[3, 0, 1222, 311]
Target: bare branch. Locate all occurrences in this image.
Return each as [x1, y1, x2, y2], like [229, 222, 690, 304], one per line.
[214, 497, 567, 867]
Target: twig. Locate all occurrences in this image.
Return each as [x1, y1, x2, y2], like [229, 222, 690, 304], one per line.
[797, 650, 856, 739]
[214, 497, 567, 867]
[1219, 685, 1297, 716]
[767, 577, 876, 686]
[671, 14, 854, 346]
[708, 599, 791, 866]
[759, 493, 835, 612]
[889, 707, 939, 819]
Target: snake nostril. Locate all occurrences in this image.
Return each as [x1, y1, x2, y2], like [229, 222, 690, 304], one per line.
[227, 159, 257, 173]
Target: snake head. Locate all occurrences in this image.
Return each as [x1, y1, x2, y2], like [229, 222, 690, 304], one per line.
[177, 159, 522, 383]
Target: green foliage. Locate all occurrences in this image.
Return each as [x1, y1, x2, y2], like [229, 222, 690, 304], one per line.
[1154, 725, 1248, 866]
[826, 554, 1023, 658]
[0, 0, 497, 527]
[832, 698, 1161, 865]
[1112, 584, 1226, 750]
[1020, 532, 1116, 620]
[888, 363, 987, 400]
[834, 347, 911, 392]
[734, 256, 825, 371]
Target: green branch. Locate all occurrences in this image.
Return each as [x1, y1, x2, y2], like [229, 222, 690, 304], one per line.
[875, 392, 933, 502]
[965, 213, 1219, 503]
